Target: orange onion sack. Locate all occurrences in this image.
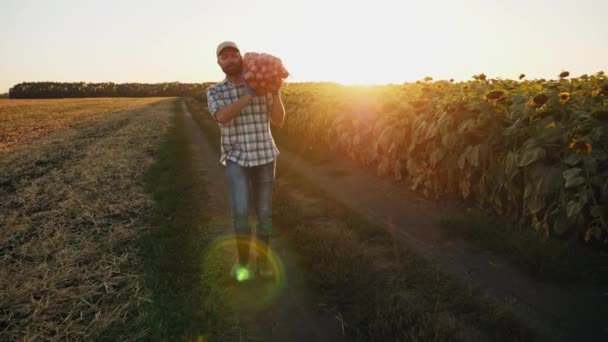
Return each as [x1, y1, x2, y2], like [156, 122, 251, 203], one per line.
[242, 52, 289, 94]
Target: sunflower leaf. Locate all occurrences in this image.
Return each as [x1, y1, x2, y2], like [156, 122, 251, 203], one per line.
[518, 147, 546, 167]
[590, 205, 602, 218]
[564, 152, 582, 166]
[567, 200, 584, 218]
[526, 192, 545, 214]
[562, 168, 586, 189]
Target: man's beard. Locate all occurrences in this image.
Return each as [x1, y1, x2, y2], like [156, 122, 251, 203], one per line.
[222, 63, 243, 77]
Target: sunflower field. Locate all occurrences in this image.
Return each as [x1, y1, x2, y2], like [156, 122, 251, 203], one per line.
[277, 72, 608, 244]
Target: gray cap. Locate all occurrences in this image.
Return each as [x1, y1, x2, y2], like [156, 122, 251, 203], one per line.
[216, 41, 240, 57]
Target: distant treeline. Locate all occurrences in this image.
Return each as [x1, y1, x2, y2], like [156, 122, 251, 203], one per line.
[8, 82, 215, 100]
[0, 93, 8, 99]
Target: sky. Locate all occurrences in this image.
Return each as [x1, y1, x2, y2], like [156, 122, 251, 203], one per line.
[1, 0, 607, 93]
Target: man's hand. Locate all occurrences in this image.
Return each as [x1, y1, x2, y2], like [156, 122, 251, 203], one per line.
[270, 79, 282, 95]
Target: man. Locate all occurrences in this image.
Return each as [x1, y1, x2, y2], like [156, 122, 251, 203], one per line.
[206, 41, 285, 282]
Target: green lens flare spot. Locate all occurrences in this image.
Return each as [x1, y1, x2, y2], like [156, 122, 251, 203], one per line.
[236, 266, 251, 282]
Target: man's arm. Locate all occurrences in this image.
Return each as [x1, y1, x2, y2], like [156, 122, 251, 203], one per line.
[269, 93, 285, 127]
[214, 95, 253, 124]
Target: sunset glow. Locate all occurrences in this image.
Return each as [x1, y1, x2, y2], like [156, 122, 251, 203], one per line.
[1, 0, 606, 92]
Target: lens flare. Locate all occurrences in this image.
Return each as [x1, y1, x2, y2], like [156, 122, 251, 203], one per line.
[201, 234, 286, 312]
[233, 264, 252, 283]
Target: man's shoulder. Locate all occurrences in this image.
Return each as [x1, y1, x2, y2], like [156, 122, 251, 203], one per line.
[207, 80, 229, 93]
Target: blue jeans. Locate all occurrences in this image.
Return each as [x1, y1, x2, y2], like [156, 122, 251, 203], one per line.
[225, 159, 276, 241]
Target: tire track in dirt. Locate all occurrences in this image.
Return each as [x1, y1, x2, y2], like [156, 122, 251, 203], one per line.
[277, 148, 608, 342]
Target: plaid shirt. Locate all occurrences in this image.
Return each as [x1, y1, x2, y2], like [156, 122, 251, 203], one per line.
[206, 79, 280, 167]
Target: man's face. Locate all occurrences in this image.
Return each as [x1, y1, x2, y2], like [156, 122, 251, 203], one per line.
[217, 48, 243, 77]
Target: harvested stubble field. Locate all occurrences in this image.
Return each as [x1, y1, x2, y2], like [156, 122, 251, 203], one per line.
[0, 98, 166, 153]
[0, 97, 173, 340]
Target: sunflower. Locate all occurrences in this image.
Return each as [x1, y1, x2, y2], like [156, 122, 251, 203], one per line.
[559, 92, 571, 103]
[436, 83, 444, 90]
[473, 73, 487, 81]
[569, 138, 592, 154]
[528, 93, 548, 108]
[519, 74, 526, 80]
[486, 90, 505, 100]
[559, 71, 570, 78]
